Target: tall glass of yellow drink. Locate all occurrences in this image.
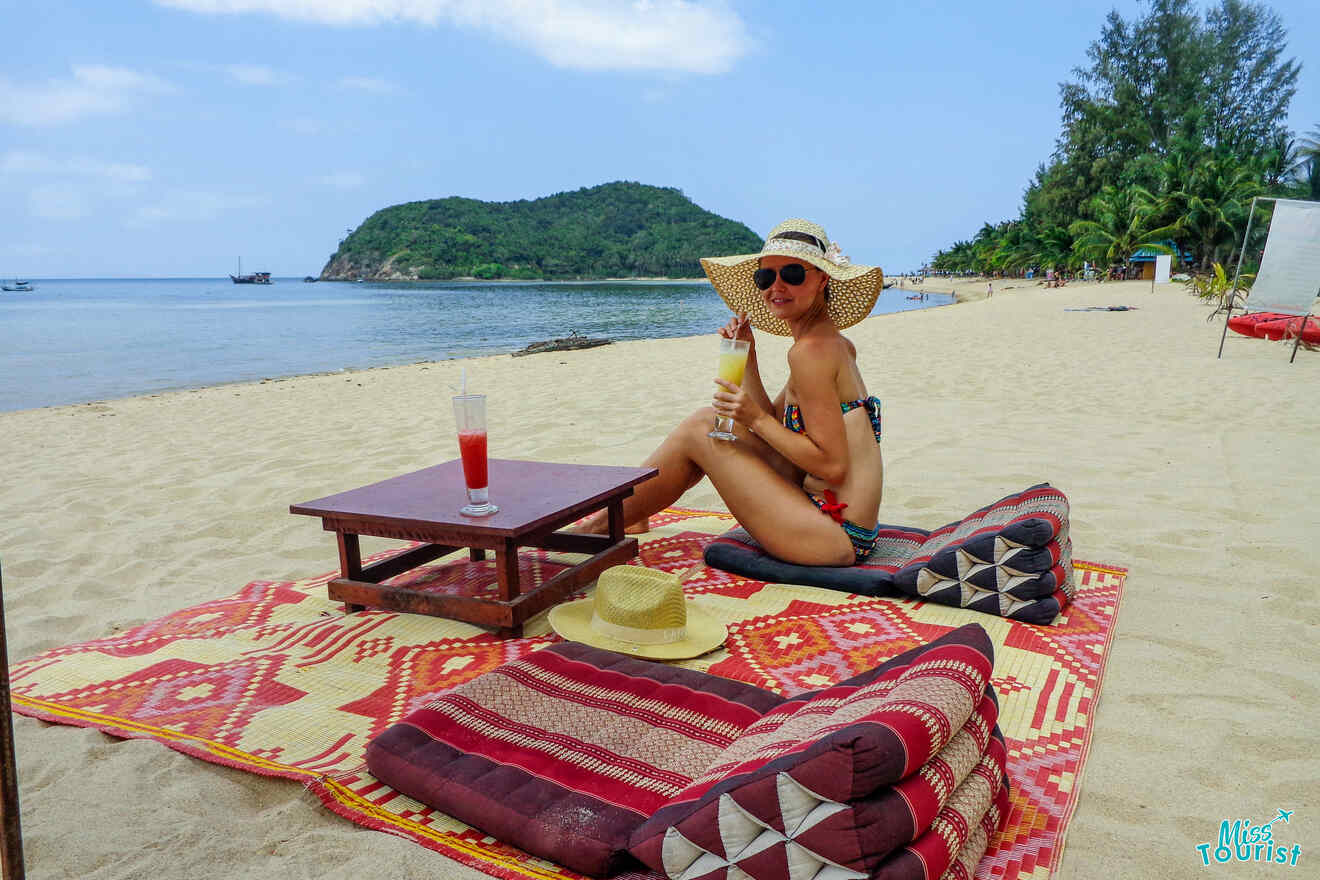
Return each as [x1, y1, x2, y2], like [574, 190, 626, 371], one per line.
[709, 338, 750, 440]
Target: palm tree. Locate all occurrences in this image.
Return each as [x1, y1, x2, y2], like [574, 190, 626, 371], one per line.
[1303, 156, 1320, 202]
[1298, 124, 1320, 163]
[1068, 185, 1181, 267]
[1162, 155, 1263, 268]
[969, 221, 1006, 275]
[1012, 224, 1075, 274]
[1297, 124, 1320, 200]
[1260, 131, 1301, 190]
[984, 221, 1037, 274]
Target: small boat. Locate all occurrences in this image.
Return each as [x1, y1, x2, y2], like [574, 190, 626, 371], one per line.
[302, 276, 318, 283]
[2, 280, 33, 292]
[1228, 311, 1320, 344]
[230, 258, 272, 284]
[1227, 312, 1288, 337]
[1254, 315, 1318, 342]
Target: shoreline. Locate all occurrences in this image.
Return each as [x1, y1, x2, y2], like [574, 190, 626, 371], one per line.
[6, 278, 1317, 879]
[324, 275, 713, 283]
[2, 287, 959, 416]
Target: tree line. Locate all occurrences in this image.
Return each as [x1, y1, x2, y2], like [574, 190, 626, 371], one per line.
[323, 181, 763, 280]
[931, 0, 1317, 277]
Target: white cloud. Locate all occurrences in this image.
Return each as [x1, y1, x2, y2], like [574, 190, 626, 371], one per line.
[1, 151, 152, 183]
[315, 171, 366, 189]
[224, 64, 293, 85]
[338, 75, 399, 94]
[0, 65, 174, 126]
[154, 1, 750, 74]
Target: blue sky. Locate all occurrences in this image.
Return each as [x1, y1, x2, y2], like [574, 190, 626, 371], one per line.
[3, 0, 1318, 277]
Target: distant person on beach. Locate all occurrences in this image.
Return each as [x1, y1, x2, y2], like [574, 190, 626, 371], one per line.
[579, 219, 886, 566]
[987, 282, 993, 298]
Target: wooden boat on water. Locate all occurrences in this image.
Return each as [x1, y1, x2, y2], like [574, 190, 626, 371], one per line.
[230, 258, 272, 284]
[230, 271, 272, 284]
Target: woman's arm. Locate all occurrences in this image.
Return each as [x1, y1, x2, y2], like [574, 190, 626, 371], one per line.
[718, 338, 851, 483]
[717, 313, 774, 417]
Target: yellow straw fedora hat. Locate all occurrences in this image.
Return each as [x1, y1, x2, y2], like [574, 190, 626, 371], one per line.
[547, 565, 726, 660]
[700, 218, 884, 336]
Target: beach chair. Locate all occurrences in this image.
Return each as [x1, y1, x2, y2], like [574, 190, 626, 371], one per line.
[0, 562, 23, 880]
[1218, 198, 1320, 363]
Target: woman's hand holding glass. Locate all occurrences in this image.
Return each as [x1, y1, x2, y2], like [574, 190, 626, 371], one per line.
[712, 375, 766, 435]
[709, 313, 762, 440]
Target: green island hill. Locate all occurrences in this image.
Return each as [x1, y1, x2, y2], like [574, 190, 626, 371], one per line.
[319, 181, 763, 282]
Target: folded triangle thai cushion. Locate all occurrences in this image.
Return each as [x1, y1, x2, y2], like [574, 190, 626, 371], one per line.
[703, 483, 1074, 624]
[628, 623, 1006, 880]
[366, 625, 1006, 879]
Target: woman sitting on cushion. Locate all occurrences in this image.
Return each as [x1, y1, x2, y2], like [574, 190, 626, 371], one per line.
[583, 219, 885, 567]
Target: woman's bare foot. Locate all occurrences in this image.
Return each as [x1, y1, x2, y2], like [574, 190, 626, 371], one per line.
[567, 513, 649, 535]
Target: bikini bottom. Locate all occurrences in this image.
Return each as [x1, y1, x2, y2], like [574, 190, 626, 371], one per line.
[806, 489, 879, 564]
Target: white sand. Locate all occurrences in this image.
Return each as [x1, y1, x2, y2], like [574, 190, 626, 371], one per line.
[3, 279, 1317, 878]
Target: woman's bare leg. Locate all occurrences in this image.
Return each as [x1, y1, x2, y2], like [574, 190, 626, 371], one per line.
[580, 407, 853, 567]
[577, 408, 712, 533]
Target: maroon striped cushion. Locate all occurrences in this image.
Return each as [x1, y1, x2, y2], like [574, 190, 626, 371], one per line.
[365, 642, 784, 877]
[872, 732, 1008, 880]
[935, 771, 1010, 880]
[629, 625, 997, 879]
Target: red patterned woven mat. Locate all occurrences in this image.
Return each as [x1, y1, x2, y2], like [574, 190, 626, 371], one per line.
[12, 508, 1124, 880]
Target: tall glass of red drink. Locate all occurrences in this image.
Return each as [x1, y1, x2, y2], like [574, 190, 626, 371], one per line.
[452, 394, 498, 516]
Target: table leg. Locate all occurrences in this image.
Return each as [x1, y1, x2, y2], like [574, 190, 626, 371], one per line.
[607, 498, 625, 544]
[336, 532, 366, 613]
[494, 538, 522, 638]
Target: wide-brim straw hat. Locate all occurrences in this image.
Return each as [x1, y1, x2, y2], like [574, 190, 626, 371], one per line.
[548, 565, 726, 660]
[701, 218, 884, 336]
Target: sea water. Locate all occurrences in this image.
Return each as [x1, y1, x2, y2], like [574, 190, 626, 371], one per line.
[0, 278, 953, 412]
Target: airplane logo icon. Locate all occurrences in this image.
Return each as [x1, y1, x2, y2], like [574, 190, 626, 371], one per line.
[1260, 808, 1294, 829]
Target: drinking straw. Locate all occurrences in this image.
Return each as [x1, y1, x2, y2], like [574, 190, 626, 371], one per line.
[461, 366, 467, 395]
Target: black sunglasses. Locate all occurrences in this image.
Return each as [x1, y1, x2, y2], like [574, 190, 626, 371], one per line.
[753, 263, 808, 290]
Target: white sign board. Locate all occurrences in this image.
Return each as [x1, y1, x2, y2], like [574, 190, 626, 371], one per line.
[1154, 254, 1171, 284]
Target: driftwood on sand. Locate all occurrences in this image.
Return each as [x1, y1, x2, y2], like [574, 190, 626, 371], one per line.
[511, 331, 612, 357]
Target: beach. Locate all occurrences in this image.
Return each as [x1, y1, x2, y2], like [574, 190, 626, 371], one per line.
[3, 278, 1317, 878]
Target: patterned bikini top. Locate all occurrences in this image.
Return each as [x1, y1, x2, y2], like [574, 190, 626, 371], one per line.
[782, 395, 882, 444]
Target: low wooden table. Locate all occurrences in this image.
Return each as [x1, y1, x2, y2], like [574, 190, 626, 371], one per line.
[290, 459, 657, 636]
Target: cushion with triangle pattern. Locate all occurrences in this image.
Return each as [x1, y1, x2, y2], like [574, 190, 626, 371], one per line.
[702, 484, 1074, 625]
[629, 624, 999, 880]
[890, 483, 1073, 624]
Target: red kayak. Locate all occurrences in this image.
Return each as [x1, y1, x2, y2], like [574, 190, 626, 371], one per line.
[1241, 313, 1320, 343]
[1280, 316, 1320, 344]
[1228, 312, 1288, 337]
[1253, 316, 1294, 340]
